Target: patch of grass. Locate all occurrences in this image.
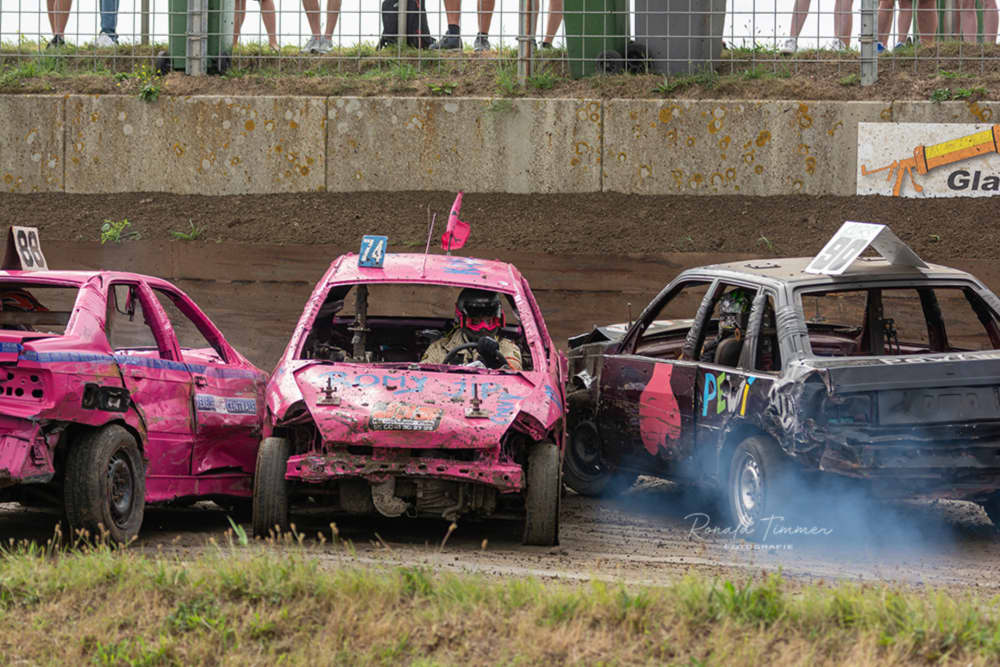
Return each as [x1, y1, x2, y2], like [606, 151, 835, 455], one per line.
[839, 73, 860, 86]
[526, 67, 560, 90]
[100, 218, 141, 244]
[2, 542, 1000, 664]
[654, 68, 719, 95]
[938, 69, 974, 79]
[930, 85, 988, 102]
[427, 81, 457, 96]
[169, 220, 204, 241]
[494, 64, 521, 96]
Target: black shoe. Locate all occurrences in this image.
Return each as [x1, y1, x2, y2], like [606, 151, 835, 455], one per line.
[430, 34, 462, 50]
[541, 41, 553, 49]
[46, 34, 65, 50]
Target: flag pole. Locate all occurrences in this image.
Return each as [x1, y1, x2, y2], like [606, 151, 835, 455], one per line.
[422, 210, 436, 277]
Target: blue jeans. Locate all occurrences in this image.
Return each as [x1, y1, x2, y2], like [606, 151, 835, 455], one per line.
[100, 0, 119, 37]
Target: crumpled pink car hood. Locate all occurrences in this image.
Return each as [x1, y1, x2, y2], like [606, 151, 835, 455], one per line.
[279, 361, 548, 449]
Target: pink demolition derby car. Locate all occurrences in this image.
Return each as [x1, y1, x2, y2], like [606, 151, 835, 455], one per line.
[254, 248, 567, 545]
[0, 270, 266, 542]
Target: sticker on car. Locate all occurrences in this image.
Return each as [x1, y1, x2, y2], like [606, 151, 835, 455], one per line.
[369, 401, 444, 431]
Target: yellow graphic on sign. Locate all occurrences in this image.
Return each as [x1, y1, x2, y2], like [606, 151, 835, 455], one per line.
[861, 125, 1000, 196]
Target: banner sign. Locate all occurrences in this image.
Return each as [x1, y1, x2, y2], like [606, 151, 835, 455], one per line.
[857, 123, 1000, 198]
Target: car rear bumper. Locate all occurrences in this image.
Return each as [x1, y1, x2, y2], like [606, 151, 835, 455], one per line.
[0, 420, 54, 488]
[285, 451, 524, 493]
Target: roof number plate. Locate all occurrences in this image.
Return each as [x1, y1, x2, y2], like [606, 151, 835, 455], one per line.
[805, 221, 927, 275]
[358, 235, 387, 268]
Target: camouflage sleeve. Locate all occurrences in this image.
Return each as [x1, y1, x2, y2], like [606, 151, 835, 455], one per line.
[421, 337, 450, 364]
[499, 338, 523, 370]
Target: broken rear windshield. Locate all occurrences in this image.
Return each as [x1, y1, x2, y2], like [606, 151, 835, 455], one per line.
[0, 283, 78, 335]
[799, 285, 1000, 357]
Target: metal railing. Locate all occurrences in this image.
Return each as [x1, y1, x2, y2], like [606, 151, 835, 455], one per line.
[1, 0, 998, 85]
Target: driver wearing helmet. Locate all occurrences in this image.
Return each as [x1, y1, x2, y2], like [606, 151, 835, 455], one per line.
[421, 288, 523, 370]
[700, 288, 752, 364]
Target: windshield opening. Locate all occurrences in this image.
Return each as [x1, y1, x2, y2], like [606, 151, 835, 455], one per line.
[799, 284, 1000, 357]
[299, 282, 532, 371]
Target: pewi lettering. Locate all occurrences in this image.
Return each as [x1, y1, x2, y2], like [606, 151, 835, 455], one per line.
[701, 373, 756, 417]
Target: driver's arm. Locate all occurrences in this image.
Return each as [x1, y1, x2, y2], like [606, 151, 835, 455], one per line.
[499, 338, 523, 370]
[420, 335, 450, 364]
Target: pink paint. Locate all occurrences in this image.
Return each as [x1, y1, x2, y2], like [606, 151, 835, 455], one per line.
[0, 270, 265, 509]
[267, 253, 566, 514]
[638, 363, 682, 455]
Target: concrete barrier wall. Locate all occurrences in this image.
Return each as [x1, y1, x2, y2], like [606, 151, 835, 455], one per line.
[2, 95, 997, 196]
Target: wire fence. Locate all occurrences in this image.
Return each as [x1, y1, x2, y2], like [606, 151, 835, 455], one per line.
[1, 0, 999, 83]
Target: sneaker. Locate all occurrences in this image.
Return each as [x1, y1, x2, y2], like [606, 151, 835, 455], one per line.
[541, 41, 553, 49]
[316, 36, 333, 53]
[826, 39, 847, 51]
[429, 34, 462, 50]
[301, 36, 319, 54]
[96, 32, 116, 48]
[876, 41, 885, 53]
[46, 34, 65, 50]
[473, 34, 490, 52]
[894, 41, 908, 50]
[780, 37, 797, 55]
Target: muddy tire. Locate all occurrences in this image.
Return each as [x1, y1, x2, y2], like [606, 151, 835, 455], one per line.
[563, 420, 637, 497]
[252, 437, 290, 537]
[725, 434, 792, 533]
[64, 425, 145, 544]
[523, 440, 561, 546]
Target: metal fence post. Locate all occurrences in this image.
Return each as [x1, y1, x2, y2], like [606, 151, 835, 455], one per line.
[187, 0, 208, 76]
[518, 0, 534, 85]
[141, 0, 150, 45]
[860, 0, 877, 86]
[397, 0, 408, 47]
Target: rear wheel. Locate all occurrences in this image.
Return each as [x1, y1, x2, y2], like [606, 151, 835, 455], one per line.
[252, 437, 290, 537]
[64, 425, 145, 544]
[725, 435, 791, 532]
[563, 420, 637, 497]
[523, 441, 561, 546]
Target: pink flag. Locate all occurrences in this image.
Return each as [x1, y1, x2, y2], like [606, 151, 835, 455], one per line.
[441, 191, 470, 251]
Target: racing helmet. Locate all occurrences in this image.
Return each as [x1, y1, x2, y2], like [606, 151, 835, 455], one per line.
[718, 288, 751, 337]
[455, 288, 504, 336]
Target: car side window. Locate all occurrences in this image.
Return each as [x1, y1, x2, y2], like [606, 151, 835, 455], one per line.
[152, 288, 227, 362]
[696, 283, 760, 368]
[634, 281, 711, 359]
[106, 284, 166, 356]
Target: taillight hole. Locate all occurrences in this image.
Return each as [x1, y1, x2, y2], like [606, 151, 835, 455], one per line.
[29, 375, 38, 383]
[14, 388, 23, 397]
[31, 389, 43, 399]
[5, 373, 12, 380]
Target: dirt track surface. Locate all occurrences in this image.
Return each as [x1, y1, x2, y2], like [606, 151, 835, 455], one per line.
[5, 479, 1000, 590]
[5, 191, 1000, 261]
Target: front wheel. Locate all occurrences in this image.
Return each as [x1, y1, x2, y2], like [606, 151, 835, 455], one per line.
[64, 425, 145, 544]
[252, 437, 290, 537]
[725, 435, 792, 533]
[563, 420, 636, 497]
[523, 441, 561, 546]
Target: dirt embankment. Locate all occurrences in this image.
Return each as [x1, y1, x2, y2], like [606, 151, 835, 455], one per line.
[3, 191, 997, 262]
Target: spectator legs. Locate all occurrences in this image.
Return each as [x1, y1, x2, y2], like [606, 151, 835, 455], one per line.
[46, 0, 72, 39]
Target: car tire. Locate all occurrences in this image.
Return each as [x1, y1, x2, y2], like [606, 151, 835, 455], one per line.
[523, 440, 560, 546]
[725, 434, 791, 533]
[563, 420, 637, 497]
[64, 425, 145, 544]
[252, 437, 290, 537]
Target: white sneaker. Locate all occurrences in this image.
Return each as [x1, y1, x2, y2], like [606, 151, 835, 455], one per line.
[316, 36, 333, 53]
[780, 38, 797, 55]
[826, 39, 847, 51]
[301, 36, 319, 54]
[96, 32, 115, 47]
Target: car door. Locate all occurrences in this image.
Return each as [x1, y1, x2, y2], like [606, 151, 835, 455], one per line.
[106, 281, 194, 477]
[150, 285, 263, 476]
[694, 283, 766, 448]
[596, 279, 713, 474]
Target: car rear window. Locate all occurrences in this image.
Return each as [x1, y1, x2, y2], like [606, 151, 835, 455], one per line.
[799, 285, 1000, 356]
[0, 283, 78, 335]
